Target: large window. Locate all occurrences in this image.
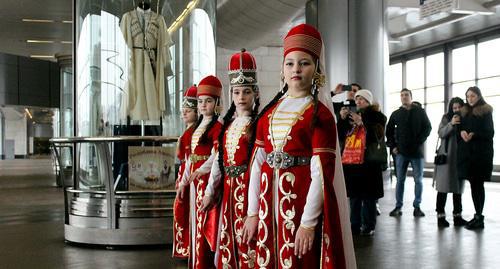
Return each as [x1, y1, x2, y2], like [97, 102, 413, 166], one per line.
[387, 52, 445, 163]
[390, 35, 500, 166]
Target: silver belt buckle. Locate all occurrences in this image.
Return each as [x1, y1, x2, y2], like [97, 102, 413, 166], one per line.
[266, 151, 293, 169]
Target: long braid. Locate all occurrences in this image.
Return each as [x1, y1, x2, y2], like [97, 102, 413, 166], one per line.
[217, 102, 236, 179]
[198, 97, 221, 144]
[193, 115, 204, 131]
[254, 84, 288, 124]
[199, 116, 219, 144]
[310, 63, 323, 129]
[246, 90, 261, 162]
[310, 85, 320, 128]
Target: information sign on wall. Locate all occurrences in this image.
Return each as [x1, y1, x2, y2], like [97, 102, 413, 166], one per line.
[420, 0, 457, 19]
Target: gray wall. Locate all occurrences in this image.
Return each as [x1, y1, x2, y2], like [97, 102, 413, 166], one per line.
[0, 53, 60, 108]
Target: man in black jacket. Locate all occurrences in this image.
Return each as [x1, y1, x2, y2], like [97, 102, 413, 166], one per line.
[386, 88, 432, 217]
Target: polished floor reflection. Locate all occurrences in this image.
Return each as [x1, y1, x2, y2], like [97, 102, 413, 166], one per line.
[0, 159, 499, 268]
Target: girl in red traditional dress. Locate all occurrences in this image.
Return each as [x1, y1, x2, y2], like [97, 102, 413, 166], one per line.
[201, 49, 260, 268]
[172, 85, 198, 259]
[242, 24, 356, 269]
[177, 75, 223, 269]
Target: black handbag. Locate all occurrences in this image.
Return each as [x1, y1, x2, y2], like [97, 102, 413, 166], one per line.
[433, 138, 448, 165]
[365, 131, 388, 164]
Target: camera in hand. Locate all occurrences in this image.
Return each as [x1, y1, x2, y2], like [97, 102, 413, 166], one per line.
[346, 104, 357, 113]
[342, 84, 352, 92]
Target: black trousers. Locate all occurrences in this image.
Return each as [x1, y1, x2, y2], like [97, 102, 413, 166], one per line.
[436, 192, 462, 214]
[469, 178, 485, 215]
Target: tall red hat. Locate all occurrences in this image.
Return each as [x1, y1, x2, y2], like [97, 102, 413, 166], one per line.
[283, 24, 322, 60]
[228, 48, 257, 87]
[197, 75, 222, 98]
[182, 84, 197, 109]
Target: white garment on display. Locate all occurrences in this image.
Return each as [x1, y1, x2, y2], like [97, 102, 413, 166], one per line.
[120, 7, 173, 121]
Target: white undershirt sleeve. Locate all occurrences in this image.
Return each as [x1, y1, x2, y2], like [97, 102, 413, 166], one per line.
[205, 152, 222, 197]
[180, 158, 191, 187]
[247, 147, 266, 216]
[300, 155, 324, 228]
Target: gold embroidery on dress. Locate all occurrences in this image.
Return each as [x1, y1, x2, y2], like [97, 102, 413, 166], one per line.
[278, 172, 297, 269]
[195, 179, 204, 268]
[174, 222, 189, 256]
[225, 117, 250, 165]
[220, 199, 232, 268]
[257, 173, 271, 268]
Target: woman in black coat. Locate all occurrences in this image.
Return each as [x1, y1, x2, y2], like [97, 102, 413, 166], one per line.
[457, 86, 494, 230]
[338, 89, 387, 236]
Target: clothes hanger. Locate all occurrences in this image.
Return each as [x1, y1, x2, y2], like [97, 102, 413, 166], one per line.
[137, 0, 151, 10]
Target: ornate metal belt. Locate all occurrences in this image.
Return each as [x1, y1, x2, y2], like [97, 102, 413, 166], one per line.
[189, 154, 210, 163]
[266, 151, 311, 169]
[224, 165, 248, 178]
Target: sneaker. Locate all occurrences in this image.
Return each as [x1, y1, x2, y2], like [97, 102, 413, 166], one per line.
[413, 207, 425, 217]
[437, 217, 450, 228]
[453, 215, 468, 227]
[465, 214, 484, 230]
[389, 207, 402, 217]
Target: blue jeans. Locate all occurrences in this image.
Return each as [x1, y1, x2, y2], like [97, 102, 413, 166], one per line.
[350, 198, 377, 231]
[395, 154, 424, 208]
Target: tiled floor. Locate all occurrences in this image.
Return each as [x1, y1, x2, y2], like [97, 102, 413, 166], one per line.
[1, 159, 499, 268]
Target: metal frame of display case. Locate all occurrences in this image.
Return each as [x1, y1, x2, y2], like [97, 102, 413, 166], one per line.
[50, 136, 178, 246]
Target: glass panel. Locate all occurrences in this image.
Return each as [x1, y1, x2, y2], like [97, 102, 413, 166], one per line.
[425, 102, 445, 163]
[386, 92, 402, 115]
[426, 86, 444, 104]
[483, 96, 500, 165]
[452, 81, 475, 99]
[426, 53, 444, 87]
[452, 45, 475, 83]
[74, 0, 216, 189]
[387, 63, 403, 93]
[477, 77, 500, 98]
[478, 38, 500, 78]
[412, 88, 425, 106]
[406, 57, 425, 90]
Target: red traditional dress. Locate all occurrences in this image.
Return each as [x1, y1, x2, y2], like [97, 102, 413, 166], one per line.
[172, 126, 194, 258]
[180, 75, 223, 269]
[206, 116, 257, 268]
[247, 96, 348, 269]
[173, 85, 198, 259]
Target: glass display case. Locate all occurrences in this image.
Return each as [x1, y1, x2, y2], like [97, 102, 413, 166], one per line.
[53, 0, 216, 245]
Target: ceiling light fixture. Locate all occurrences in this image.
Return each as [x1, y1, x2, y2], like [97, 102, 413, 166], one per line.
[168, 0, 199, 34]
[30, 55, 55, 59]
[27, 40, 55, 44]
[22, 19, 55, 23]
[61, 41, 72, 44]
[62, 20, 72, 24]
[25, 108, 33, 119]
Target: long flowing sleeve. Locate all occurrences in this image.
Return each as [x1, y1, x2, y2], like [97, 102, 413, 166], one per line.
[247, 147, 266, 216]
[300, 155, 324, 227]
[300, 105, 338, 228]
[180, 158, 191, 187]
[205, 152, 222, 197]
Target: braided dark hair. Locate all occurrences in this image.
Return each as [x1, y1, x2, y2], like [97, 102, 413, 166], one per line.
[310, 64, 323, 129]
[245, 93, 261, 165]
[254, 83, 288, 124]
[217, 86, 261, 179]
[217, 102, 236, 178]
[193, 97, 220, 144]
